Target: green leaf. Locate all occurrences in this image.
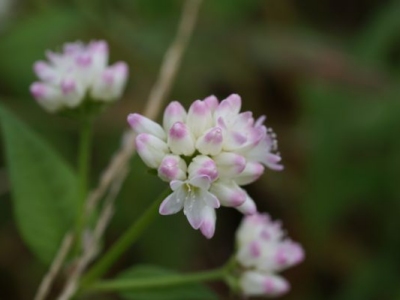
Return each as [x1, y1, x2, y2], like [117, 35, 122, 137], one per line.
[0, 104, 78, 264]
[118, 265, 219, 300]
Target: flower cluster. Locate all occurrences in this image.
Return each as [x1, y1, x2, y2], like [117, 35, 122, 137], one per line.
[30, 40, 128, 113]
[235, 213, 304, 297]
[128, 94, 283, 238]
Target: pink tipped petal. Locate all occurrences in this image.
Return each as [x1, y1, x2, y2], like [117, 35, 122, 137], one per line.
[127, 113, 166, 140]
[168, 122, 195, 156]
[213, 152, 246, 178]
[183, 193, 206, 230]
[158, 155, 187, 182]
[135, 133, 169, 168]
[91, 61, 128, 101]
[266, 154, 284, 171]
[195, 126, 223, 156]
[215, 94, 242, 121]
[159, 191, 185, 215]
[199, 206, 216, 238]
[163, 101, 187, 131]
[275, 241, 305, 270]
[234, 162, 265, 185]
[236, 194, 257, 215]
[33, 61, 56, 82]
[187, 100, 213, 138]
[201, 191, 220, 209]
[240, 271, 290, 297]
[30, 82, 63, 112]
[210, 181, 246, 207]
[188, 156, 219, 182]
[61, 78, 76, 95]
[203, 95, 219, 111]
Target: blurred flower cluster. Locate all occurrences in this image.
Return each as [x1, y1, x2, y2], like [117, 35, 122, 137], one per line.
[235, 213, 304, 297]
[30, 40, 128, 113]
[128, 94, 283, 238]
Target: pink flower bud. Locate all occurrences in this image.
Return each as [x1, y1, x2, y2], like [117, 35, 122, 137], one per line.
[234, 161, 265, 185]
[240, 271, 290, 297]
[210, 180, 247, 207]
[203, 95, 219, 111]
[186, 100, 213, 138]
[135, 133, 169, 168]
[214, 94, 242, 122]
[213, 152, 246, 178]
[195, 127, 223, 156]
[127, 113, 166, 140]
[236, 193, 257, 215]
[91, 61, 129, 101]
[158, 155, 187, 182]
[188, 155, 218, 181]
[163, 101, 187, 131]
[167, 122, 195, 156]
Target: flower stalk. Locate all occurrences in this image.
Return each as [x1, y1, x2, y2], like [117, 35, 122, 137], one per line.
[75, 118, 94, 250]
[86, 267, 226, 293]
[80, 188, 171, 287]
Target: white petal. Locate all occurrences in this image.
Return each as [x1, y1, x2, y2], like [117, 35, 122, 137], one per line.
[183, 190, 206, 229]
[189, 175, 211, 190]
[159, 191, 185, 215]
[170, 180, 184, 191]
[199, 190, 220, 208]
[200, 206, 217, 238]
[236, 193, 257, 215]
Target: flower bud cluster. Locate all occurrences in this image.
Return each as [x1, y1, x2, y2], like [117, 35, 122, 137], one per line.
[235, 213, 304, 297]
[30, 40, 128, 113]
[128, 94, 283, 238]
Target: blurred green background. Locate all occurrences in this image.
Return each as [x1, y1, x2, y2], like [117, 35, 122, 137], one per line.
[1, 0, 400, 299]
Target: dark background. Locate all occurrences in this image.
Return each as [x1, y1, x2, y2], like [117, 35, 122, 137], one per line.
[0, 0, 400, 299]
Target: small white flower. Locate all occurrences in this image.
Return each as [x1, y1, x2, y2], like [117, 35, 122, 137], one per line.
[159, 175, 220, 238]
[128, 94, 283, 238]
[235, 213, 304, 297]
[30, 40, 128, 113]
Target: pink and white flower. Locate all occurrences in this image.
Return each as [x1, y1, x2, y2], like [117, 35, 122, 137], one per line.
[127, 94, 283, 238]
[235, 213, 304, 297]
[30, 40, 128, 113]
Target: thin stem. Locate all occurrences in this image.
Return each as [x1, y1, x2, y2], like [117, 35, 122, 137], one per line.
[75, 119, 93, 248]
[80, 188, 171, 287]
[87, 267, 226, 293]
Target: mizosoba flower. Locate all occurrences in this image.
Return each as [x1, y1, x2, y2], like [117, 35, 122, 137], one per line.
[127, 94, 283, 238]
[30, 40, 128, 113]
[235, 213, 304, 297]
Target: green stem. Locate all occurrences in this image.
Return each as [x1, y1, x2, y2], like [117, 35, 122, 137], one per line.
[80, 188, 171, 287]
[75, 119, 93, 249]
[87, 267, 226, 293]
